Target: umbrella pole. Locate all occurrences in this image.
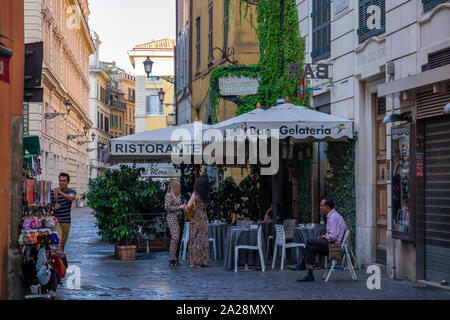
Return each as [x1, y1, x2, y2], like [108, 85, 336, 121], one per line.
[272, 174, 278, 224]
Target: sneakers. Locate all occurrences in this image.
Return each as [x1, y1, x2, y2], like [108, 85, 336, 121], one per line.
[297, 275, 315, 282]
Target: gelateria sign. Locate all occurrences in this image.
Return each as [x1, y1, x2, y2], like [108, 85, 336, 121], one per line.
[218, 76, 260, 96]
[247, 123, 352, 140]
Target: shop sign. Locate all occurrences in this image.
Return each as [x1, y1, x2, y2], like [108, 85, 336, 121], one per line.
[288, 63, 331, 79]
[0, 56, 9, 83]
[23, 102, 30, 135]
[218, 76, 260, 96]
[416, 153, 424, 177]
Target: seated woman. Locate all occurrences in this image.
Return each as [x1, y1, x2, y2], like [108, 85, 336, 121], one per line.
[264, 203, 286, 224]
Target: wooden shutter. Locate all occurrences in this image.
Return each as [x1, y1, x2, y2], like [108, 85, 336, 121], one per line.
[422, 0, 448, 12]
[358, 0, 386, 43]
[312, 0, 330, 62]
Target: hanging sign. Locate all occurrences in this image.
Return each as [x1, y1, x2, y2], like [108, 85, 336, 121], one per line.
[218, 76, 260, 96]
[23, 102, 30, 135]
[0, 56, 9, 83]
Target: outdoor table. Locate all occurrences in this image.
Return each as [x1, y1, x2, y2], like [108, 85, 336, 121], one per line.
[208, 222, 228, 260]
[292, 224, 327, 266]
[223, 226, 266, 271]
[252, 221, 273, 243]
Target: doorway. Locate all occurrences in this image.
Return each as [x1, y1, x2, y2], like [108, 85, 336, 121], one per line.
[374, 94, 388, 264]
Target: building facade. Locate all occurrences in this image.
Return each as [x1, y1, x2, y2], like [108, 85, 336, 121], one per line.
[296, 0, 450, 284]
[24, 0, 95, 200]
[175, 0, 192, 125]
[1, 0, 25, 300]
[190, 0, 259, 124]
[128, 39, 175, 133]
[89, 32, 111, 180]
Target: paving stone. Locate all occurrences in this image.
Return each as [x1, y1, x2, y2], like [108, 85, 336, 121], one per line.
[56, 207, 450, 300]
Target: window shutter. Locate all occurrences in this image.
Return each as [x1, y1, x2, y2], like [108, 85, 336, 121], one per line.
[312, 0, 330, 62]
[422, 0, 448, 12]
[358, 0, 386, 43]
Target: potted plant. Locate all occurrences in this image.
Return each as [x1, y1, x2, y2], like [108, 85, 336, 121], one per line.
[83, 165, 167, 260]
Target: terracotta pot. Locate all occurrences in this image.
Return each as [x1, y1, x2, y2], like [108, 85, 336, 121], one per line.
[135, 238, 171, 252]
[115, 244, 136, 261]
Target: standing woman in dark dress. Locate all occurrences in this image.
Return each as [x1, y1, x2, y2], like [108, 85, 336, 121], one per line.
[184, 177, 210, 267]
[165, 179, 185, 267]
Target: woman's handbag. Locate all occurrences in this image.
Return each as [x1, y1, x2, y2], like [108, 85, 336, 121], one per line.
[328, 242, 342, 260]
[184, 199, 196, 222]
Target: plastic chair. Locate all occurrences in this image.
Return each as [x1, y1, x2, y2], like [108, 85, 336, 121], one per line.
[234, 226, 265, 272]
[179, 222, 190, 261]
[237, 220, 252, 228]
[209, 237, 217, 260]
[272, 224, 305, 270]
[283, 219, 296, 240]
[322, 229, 357, 282]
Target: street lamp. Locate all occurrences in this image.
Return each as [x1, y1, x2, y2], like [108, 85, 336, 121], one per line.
[45, 100, 72, 120]
[91, 131, 96, 142]
[143, 56, 153, 79]
[444, 102, 450, 114]
[382, 111, 412, 124]
[158, 88, 165, 104]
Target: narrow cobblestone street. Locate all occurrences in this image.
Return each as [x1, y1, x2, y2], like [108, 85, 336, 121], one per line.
[56, 208, 450, 300]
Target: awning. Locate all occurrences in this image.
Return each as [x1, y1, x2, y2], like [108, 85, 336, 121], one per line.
[23, 135, 41, 156]
[213, 103, 354, 142]
[108, 123, 211, 164]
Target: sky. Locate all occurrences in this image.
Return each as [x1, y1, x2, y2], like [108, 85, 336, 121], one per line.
[88, 0, 175, 74]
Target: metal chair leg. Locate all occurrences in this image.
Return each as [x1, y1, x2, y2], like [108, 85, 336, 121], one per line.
[234, 247, 239, 272]
[272, 245, 278, 269]
[258, 247, 265, 272]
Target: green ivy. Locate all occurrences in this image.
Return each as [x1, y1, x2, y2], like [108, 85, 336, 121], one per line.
[209, 0, 309, 120]
[293, 143, 313, 223]
[325, 135, 358, 247]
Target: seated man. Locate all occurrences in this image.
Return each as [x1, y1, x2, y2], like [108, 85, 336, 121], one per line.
[297, 198, 346, 282]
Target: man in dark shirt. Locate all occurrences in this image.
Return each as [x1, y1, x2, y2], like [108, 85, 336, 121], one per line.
[51, 172, 76, 251]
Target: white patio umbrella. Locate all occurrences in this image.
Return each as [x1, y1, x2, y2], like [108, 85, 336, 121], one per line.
[217, 103, 353, 142]
[207, 102, 354, 226]
[108, 122, 211, 164]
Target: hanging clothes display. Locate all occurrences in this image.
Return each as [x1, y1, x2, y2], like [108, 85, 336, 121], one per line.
[20, 178, 67, 300]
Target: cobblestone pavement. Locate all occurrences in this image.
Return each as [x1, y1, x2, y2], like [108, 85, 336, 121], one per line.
[56, 207, 450, 300]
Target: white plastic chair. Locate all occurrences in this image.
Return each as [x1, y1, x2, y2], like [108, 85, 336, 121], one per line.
[272, 224, 305, 270]
[234, 226, 265, 272]
[322, 229, 357, 282]
[237, 220, 252, 228]
[179, 222, 190, 261]
[283, 219, 296, 240]
[209, 237, 217, 260]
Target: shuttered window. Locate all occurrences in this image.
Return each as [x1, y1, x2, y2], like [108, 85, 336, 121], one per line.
[208, 5, 213, 61]
[312, 0, 331, 62]
[423, 0, 448, 12]
[196, 17, 201, 71]
[358, 0, 385, 43]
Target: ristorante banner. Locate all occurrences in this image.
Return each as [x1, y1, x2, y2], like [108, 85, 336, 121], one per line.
[111, 141, 202, 157]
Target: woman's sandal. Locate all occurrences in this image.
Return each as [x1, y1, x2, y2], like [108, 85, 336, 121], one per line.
[169, 260, 176, 267]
